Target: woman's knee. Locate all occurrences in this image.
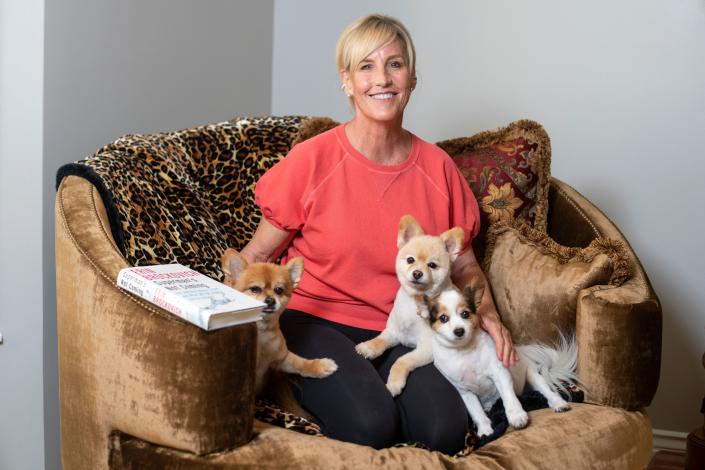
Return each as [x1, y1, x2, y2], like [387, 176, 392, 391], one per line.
[330, 399, 399, 449]
[412, 406, 468, 454]
[312, 366, 400, 448]
[277, 315, 400, 448]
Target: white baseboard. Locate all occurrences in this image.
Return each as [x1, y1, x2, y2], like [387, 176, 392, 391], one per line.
[652, 429, 688, 452]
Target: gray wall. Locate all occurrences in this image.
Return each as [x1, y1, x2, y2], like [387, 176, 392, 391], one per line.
[0, 1, 46, 469]
[3, 1, 273, 469]
[2, 2, 702, 468]
[272, 0, 705, 434]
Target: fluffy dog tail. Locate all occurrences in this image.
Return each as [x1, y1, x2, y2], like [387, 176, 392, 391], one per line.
[519, 332, 582, 397]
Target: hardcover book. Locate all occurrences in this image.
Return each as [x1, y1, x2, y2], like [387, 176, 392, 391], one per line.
[117, 264, 265, 330]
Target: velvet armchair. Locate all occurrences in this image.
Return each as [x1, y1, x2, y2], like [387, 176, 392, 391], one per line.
[55, 116, 661, 469]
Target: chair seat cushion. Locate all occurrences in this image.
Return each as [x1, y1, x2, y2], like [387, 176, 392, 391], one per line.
[109, 403, 652, 469]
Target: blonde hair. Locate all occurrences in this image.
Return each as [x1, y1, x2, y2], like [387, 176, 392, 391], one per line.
[336, 14, 416, 80]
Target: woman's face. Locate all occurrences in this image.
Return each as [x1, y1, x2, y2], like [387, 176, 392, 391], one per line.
[342, 38, 415, 125]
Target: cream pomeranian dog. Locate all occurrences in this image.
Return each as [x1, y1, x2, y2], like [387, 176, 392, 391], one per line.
[419, 277, 580, 437]
[355, 215, 464, 396]
[221, 249, 338, 412]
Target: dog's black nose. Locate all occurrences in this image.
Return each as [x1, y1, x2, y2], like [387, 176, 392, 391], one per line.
[453, 328, 465, 338]
[412, 270, 423, 280]
[264, 297, 276, 307]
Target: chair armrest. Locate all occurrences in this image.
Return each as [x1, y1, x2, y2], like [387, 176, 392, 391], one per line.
[547, 178, 662, 409]
[576, 285, 661, 410]
[56, 176, 256, 470]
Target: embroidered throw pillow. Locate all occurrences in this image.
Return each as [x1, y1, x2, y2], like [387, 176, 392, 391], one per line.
[436, 120, 551, 258]
[482, 219, 631, 345]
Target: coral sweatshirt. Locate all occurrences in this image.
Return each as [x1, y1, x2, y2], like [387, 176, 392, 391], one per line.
[255, 124, 479, 331]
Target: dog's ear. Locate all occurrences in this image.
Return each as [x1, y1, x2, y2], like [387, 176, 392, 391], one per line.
[462, 277, 486, 313]
[439, 226, 465, 262]
[420, 294, 439, 323]
[398, 215, 424, 248]
[285, 257, 305, 289]
[221, 248, 248, 281]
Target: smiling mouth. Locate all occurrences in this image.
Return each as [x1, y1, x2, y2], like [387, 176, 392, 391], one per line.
[262, 307, 277, 314]
[369, 92, 397, 100]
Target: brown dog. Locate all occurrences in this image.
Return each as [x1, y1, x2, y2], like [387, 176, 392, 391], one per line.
[221, 249, 338, 415]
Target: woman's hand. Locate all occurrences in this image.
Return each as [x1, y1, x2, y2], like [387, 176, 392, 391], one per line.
[479, 308, 518, 367]
[452, 248, 518, 367]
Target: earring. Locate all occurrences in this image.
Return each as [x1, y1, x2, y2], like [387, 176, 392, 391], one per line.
[341, 84, 352, 97]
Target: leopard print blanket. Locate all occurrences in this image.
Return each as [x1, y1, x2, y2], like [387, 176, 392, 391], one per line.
[56, 115, 582, 455]
[57, 115, 304, 280]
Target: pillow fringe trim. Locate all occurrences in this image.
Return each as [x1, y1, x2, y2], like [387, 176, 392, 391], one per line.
[483, 218, 632, 286]
[291, 117, 339, 147]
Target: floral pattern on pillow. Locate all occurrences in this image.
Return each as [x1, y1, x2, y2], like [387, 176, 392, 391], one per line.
[436, 120, 551, 259]
[453, 137, 541, 226]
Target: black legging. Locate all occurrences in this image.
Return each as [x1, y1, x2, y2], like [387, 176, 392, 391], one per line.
[279, 309, 469, 454]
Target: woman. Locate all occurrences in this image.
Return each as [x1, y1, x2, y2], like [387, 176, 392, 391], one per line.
[242, 14, 517, 454]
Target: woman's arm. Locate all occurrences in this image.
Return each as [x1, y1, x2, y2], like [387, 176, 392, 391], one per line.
[451, 248, 518, 366]
[240, 217, 295, 264]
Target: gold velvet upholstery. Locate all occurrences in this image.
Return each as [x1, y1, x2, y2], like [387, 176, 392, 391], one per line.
[55, 124, 661, 469]
[56, 176, 256, 468]
[549, 179, 662, 410]
[483, 219, 630, 345]
[109, 404, 652, 469]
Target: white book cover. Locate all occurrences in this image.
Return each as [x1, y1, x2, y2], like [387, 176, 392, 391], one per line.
[116, 264, 265, 330]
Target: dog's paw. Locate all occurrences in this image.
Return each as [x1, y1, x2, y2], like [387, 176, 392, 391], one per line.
[386, 376, 407, 397]
[413, 296, 430, 319]
[549, 398, 571, 412]
[506, 409, 529, 429]
[354, 342, 372, 358]
[313, 358, 338, 378]
[475, 421, 494, 438]
[355, 340, 382, 360]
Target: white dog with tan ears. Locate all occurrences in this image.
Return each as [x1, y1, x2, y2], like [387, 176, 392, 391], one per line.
[420, 277, 580, 437]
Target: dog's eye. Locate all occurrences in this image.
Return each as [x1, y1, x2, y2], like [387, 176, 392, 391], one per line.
[406, 256, 415, 264]
[249, 286, 262, 294]
[439, 314, 449, 323]
[460, 310, 470, 319]
[428, 262, 438, 269]
[274, 287, 284, 295]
